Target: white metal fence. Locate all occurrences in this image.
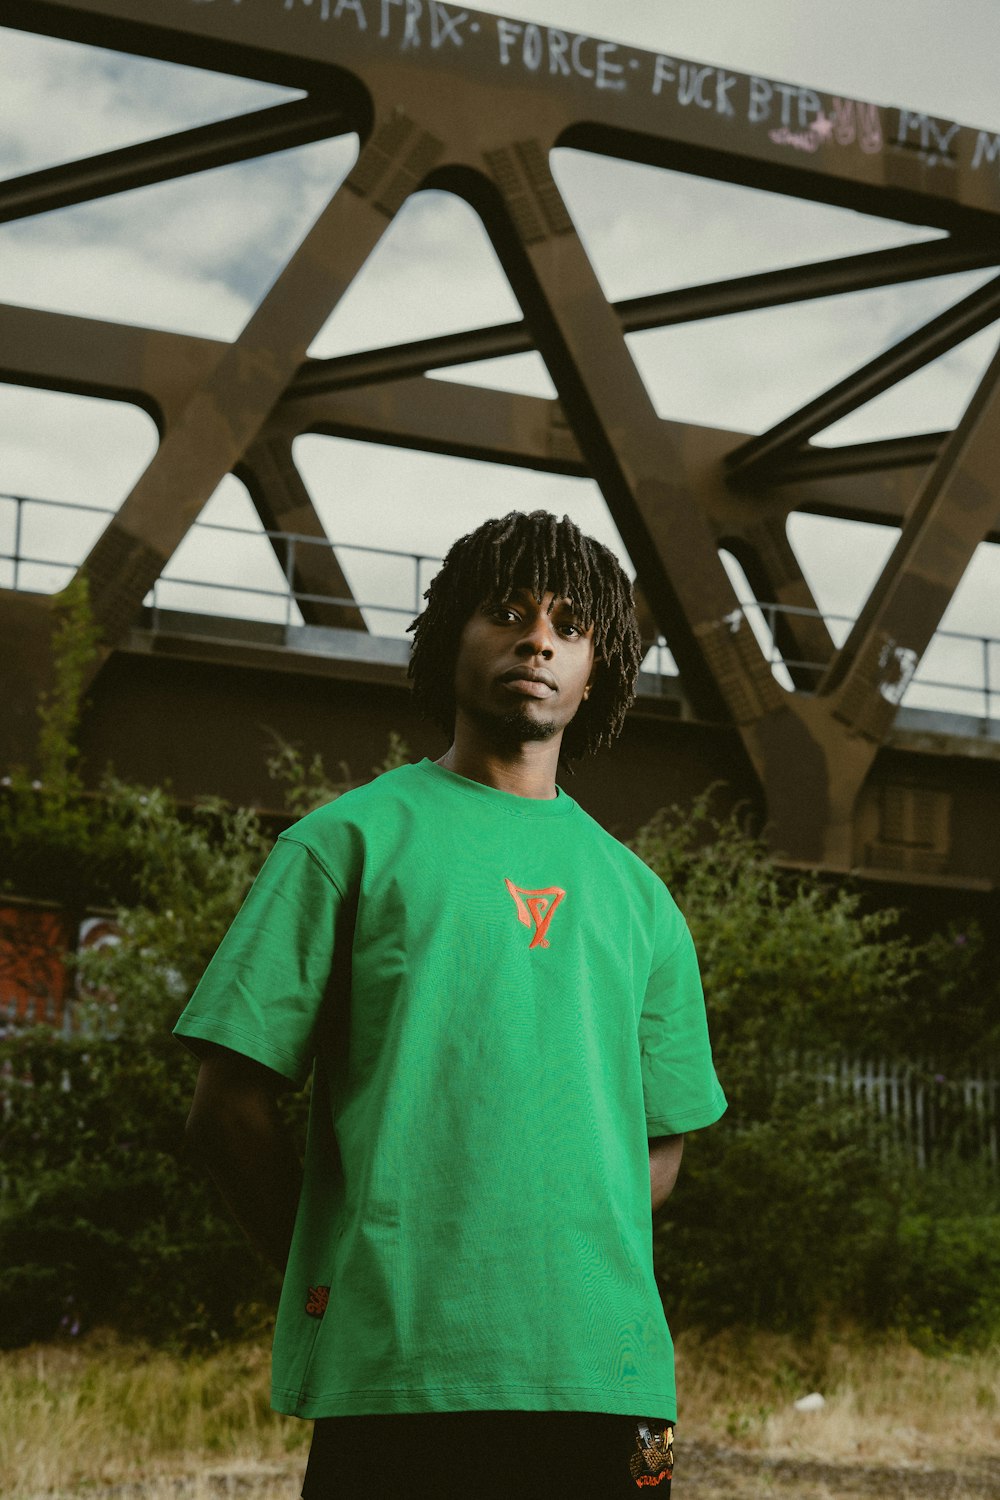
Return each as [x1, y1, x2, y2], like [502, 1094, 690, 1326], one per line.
[815, 1055, 1000, 1168]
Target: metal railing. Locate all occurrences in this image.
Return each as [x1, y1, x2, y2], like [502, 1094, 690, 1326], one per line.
[142, 529, 442, 630]
[2, 490, 997, 726]
[0, 491, 439, 625]
[737, 597, 999, 725]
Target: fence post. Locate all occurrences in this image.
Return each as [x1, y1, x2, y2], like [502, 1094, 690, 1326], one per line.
[12, 494, 23, 591]
[983, 633, 995, 726]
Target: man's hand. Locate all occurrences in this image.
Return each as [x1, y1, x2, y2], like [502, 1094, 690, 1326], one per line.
[649, 1134, 684, 1213]
[185, 1045, 302, 1273]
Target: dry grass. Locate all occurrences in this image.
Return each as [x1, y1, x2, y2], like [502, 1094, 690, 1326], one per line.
[676, 1326, 1000, 1467]
[0, 1335, 307, 1498]
[1, 1329, 998, 1498]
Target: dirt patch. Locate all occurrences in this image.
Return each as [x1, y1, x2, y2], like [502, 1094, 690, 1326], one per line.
[680, 1441, 1000, 1498]
[33, 1450, 1000, 1500]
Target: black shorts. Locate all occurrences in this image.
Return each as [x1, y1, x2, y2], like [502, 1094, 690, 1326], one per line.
[301, 1410, 674, 1498]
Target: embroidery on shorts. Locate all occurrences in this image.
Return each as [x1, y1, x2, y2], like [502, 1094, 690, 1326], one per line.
[504, 878, 565, 949]
[305, 1285, 330, 1318]
[629, 1421, 674, 1488]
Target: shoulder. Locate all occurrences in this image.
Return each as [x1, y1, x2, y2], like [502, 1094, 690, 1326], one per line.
[282, 764, 424, 841]
[573, 804, 688, 944]
[571, 803, 664, 886]
[275, 763, 430, 876]
[573, 805, 677, 897]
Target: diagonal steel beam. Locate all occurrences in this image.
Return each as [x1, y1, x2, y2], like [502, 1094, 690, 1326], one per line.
[725, 273, 1000, 481]
[820, 338, 1000, 741]
[454, 149, 773, 728]
[0, 97, 353, 224]
[721, 518, 837, 689]
[771, 432, 947, 482]
[79, 110, 444, 644]
[236, 435, 367, 632]
[265, 376, 1000, 547]
[616, 240, 1000, 332]
[8, 303, 977, 538]
[287, 239, 1000, 399]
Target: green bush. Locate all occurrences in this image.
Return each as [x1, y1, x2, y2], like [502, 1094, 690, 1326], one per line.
[890, 1212, 1000, 1344]
[635, 795, 1000, 1346]
[631, 794, 918, 1073]
[657, 1083, 895, 1334]
[0, 720, 406, 1347]
[1, 582, 997, 1352]
[0, 1026, 279, 1347]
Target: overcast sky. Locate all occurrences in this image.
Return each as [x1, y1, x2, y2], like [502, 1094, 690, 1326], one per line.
[1, 0, 998, 717]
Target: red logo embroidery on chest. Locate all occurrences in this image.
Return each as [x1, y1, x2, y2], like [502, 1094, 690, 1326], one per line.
[504, 878, 566, 949]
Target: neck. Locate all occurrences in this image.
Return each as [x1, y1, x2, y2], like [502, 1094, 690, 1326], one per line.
[437, 716, 563, 799]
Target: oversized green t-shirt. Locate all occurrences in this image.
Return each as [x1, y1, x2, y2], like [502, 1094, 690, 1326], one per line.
[174, 760, 726, 1420]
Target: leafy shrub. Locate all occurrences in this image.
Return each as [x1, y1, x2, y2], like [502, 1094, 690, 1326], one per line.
[890, 1212, 1000, 1345]
[2, 580, 997, 1352]
[635, 795, 1000, 1346]
[0, 730, 408, 1347]
[0, 1026, 278, 1347]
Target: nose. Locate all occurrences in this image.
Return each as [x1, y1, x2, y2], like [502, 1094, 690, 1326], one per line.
[514, 606, 557, 659]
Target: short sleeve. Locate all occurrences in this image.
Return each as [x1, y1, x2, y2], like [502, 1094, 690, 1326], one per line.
[173, 835, 344, 1086]
[639, 886, 727, 1136]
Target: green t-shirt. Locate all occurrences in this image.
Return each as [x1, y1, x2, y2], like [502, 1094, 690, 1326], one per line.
[174, 759, 726, 1420]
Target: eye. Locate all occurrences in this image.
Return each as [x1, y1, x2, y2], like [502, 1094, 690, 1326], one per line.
[484, 602, 520, 624]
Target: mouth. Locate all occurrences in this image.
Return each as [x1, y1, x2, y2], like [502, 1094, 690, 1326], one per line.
[499, 666, 557, 698]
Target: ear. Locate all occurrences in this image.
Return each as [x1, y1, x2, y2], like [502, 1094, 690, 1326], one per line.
[582, 655, 602, 702]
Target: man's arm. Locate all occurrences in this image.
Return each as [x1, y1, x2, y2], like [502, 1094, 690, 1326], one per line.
[649, 1134, 684, 1213]
[185, 1045, 302, 1274]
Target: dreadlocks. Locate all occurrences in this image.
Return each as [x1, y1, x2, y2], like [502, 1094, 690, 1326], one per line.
[408, 510, 643, 759]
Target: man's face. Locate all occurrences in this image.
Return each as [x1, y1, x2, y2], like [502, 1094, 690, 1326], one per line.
[452, 587, 597, 747]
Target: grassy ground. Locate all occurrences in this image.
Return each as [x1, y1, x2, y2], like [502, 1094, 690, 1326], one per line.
[677, 1328, 1000, 1497]
[2, 1329, 998, 1498]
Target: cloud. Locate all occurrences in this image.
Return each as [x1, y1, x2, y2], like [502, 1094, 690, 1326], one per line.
[0, 133, 357, 337]
[0, 385, 156, 503]
[626, 273, 998, 438]
[551, 147, 944, 304]
[292, 432, 628, 634]
[308, 189, 523, 358]
[0, 27, 297, 175]
[0, 23, 357, 338]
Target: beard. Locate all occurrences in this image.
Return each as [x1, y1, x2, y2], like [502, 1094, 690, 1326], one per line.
[469, 704, 561, 746]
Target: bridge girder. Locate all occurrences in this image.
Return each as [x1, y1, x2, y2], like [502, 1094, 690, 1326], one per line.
[3, 0, 1000, 870]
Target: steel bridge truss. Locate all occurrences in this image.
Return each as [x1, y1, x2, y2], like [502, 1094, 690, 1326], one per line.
[4, 0, 1000, 866]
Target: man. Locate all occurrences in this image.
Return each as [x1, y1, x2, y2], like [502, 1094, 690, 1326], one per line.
[175, 509, 726, 1498]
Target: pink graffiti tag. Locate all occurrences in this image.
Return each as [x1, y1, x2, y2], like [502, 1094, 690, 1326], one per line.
[830, 98, 884, 154]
